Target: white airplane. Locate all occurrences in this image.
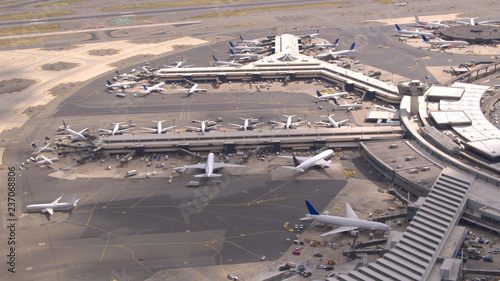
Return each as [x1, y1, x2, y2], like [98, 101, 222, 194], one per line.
[421, 35, 468, 49]
[178, 83, 208, 95]
[315, 111, 349, 128]
[333, 100, 364, 111]
[229, 49, 263, 61]
[238, 36, 262, 45]
[301, 201, 391, 236]
[414, 16, 449, 29]
[314, 38, 339, 50]
[114, 70, 137, 80]
[139, 82, 165, 96]
[60, 120, 87, 140]
[273, 115, 306, 130]
[106, 80, 137, 89]
[174, 152, 245, 178]
[279, 149, 337, 172]
[303, 29, 320, 39]
[34, 155, 60, 166]
[394, 2, 409, 7]
[167, 60, 194, 69]
[25, 194, 79, 216]
[185, 120, 219, 135]
[315, 90, 349, 101]
[99, 122, 130, 135]
[228, 118, 264, 131]
[453, 13, 491, 26]
[142, 120, 176, 134]
[32, 142, 54, 152]
[394, 24, 435, 38]
[317, 43, 356, 60]
[211, 55, 243, 67]
[229, 42, 264, 53]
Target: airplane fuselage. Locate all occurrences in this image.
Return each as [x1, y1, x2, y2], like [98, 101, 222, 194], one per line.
[297, 149, 334, 170]
[304, 214, 390, 232]
[25, 202, 74, 213]
[205, 152, 215, 177]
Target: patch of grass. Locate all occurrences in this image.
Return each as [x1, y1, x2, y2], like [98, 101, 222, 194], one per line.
[226, 22, 260, 28]
[0, 11, 74, 20]
[375, 0, 394, 4]
[130, 16, 153, 21]
[0, 37, 48, 46]
[192, 2, 350, 18]
[35, 0, 87, 7]
[102, 0, 264, 12]
[0, 24, 60, 35]
[0, 1, 17, 5]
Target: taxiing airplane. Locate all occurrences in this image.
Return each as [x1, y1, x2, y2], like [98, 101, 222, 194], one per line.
[453, 13, 491, 26]
[228, 118, 264, 131]
[238, 36, 262, 45]
[279, 149, 337, 172]
[106, 80, 137, 89]
[25, 194, 79, 216]
[414, 16, 449, 29]
[99, 122, 130, 135]
[185, 120, 219, 135]
[114, 70, 137, 80]
[32, 142, 54, 153]
[314, 39, 339, 50]
[317, 43, 356, 60]
[178, 83, 208, 95]
[394, 1, 409, 7]
[60, 120, 87, 140]
[301, 201, 391, 236]
[229, 49, 263, 61]
[394, 24, 435, 38]
[211, 55, 243, 67]
[229, 42, 264, 53]
[34, 155, 60, 166]
[139, 82, 165, 96]
[167, 60, 194, 69]
[174, 152, 245, 178]
[274, 115, 306, 130]
[333, 100, 364, 111]
[142, 120, 176, 134]
[421, 35, 468, 49]
[315, 90, 349, 102]
[315, 111, 349, 128]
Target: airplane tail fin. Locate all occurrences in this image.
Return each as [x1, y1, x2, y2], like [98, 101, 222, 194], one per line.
[229, 49, 235, 55]
[395, 24, 401, 31]
[107, 80, 112, 85]
[68, 194, 79, 206]
[305, 200, 320, 215]
[350, 42, 355, 50]
[229, 41, 234, 48]
[333, 99, 339, 106]
[240, 35, 244, 40]
[421, 35, 429, 41]
[292, 156, 301, 167]
[142, 84, 148, 91]
[115, 70, 119, 75]
[63, 120, 68, 129]
[31, 142, 37, 148]
[316, 90, 322, 97]
[334, 38, 339, 45]
[212, 55, 218, 62]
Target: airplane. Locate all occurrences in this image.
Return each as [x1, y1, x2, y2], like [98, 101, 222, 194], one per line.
[421, 35, 469, 49]
[142, 120, 176, 134]
[114, 70, 137, 80]
[414, 16, 449, 29]
[279, 149, 337, 172]
[34, 155, 60, 166]
[394, 24, 435, 38]
[273, 115, 306, 130]
[25, 194, 79, 216]
[211, 55, 243, 67]
[238, 36, 262, 45]
[177, 83, 208, 95]
[99, 122, 130, 135]
[139, 82, 165, 96]
[315, 111, 349, 128]
[303, 29, 320, 39]
[301, 201, 391, 236]
[229, 49, 263, 61]
[333, 100, 364, 111]
[394, 2, 409, 7]
[315, 90, 349, 102]
[314, 39, 339, 50]
[453, 13, 491, 26]
[167, 60, 194, 69]
[174, 152, 245, 178]
[185, 120, 219, 134]
[32, 142, 54, 152]
[228, 118, 264, 131]
[316, 43, 356, 60]
[106, 80, 137, 89]
[229, 42, 264, 53]
[60, 120, 87, 140]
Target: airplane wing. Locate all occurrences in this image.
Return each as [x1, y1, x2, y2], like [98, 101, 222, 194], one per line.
[279, 155, 311, 162]
[185, 126, 200, 131]
[315, 159, 339, 170]
[161, 125, 176, 133]
[141, 127, 158, 133]
[338, 119, 349, 125]
[78, 128, 88, 134]
[213, 162, 246, 169]
[320, 226, 358, 236]
[51, 195, 63, 205]
[116, 129, 130, 134]
[45, 208, 54, 215]
[41, 155, 53, 164]
[99, 129, 112, 134]
[174, 163, 206, 170]
[228, 123, 244, 129]
[292, 121, 307, 126]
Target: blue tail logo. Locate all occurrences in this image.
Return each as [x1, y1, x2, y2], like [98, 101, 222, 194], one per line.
[316, 90, 323, 97]
[333, 38, 339, 45]
[421, 35, 429, 41]
[333, 99, 339, 106]
[212, 55, 218, 61]
[240, 35, 244, 41]
[229, 49, 235, 55]
[395, 24, 401, 31]
[229, 42, 235, 48]
[305, 201, 320, 215]
[350, 43, 355, 50]
[142, 85, 147, 91]
[107, 80, 112, 85]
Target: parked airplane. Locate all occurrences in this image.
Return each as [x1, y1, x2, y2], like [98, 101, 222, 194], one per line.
[178, 83, 208, 95]
[414, 16, 449, 29]
[142, 120, 176, 134]
[60, 121, 87, 140]
[316, 43, 356, 60]
[167, 60, 194, 69]
[279, 149, 337, 172]
[185, 120, 219, 134]
[238, 36, 262, 45]
[421, 35, 469, 49]
[301, 201, 391, 236]
[114, 70, 137, 80]
[314, 39, 339, 50]
[333, 100, 364, 111]
[228, 118, 264, 131]
[32, 142, 54, 152]
[394, 24, 435, 38]
[25, 194, 79, 216]
[106, 80, 137, 89]
[315, 111, 349, 128]
[274, 115, 306, 129]
[453, 13, 491, 26]
[303, 29, 320, 39]
[139, 82, 165, 96]
[315, 90, 349, 101]
[211, 55, 243, 67]
[174, 152, 245, 178]
[99, 122, 130, 135]
[394, 1, 409, 7]
[34, 155, 60, 166]
[229, 49, 263, 61]
[229, 42, 264, 53]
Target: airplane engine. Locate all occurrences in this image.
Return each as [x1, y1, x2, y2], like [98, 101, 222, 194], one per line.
[350, 230, 360, 237]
